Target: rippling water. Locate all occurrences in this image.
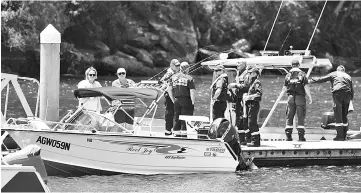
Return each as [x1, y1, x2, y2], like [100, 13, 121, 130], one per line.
[2, 75, 361, 192]
[47, 166, 361, 192]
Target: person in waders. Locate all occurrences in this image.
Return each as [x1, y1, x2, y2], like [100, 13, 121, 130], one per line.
[282, 60, 312, 141]
[309, 65, 354, 141]
[242, 67, 263, 147]
[232, 61, 249, 145]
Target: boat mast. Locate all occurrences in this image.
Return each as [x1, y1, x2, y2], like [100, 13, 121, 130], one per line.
[263, 0, 284, 51]
[305, 0, 328, 52]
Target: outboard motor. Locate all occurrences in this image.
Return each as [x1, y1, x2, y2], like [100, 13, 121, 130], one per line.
[207, 118, 241, 159]
[207, 118, 256, 170]
[321, 112, 336, 129]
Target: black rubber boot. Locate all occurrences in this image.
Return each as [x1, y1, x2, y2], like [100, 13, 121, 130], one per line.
[343, 126, 348, 140]
[247, 134, 261, 147]
[298, 131, 306, 141]
[333, 126, 345, 141]
[241, 132, 251, 145]
[238, 132, 245, 144]
[285, 128, 293, 141]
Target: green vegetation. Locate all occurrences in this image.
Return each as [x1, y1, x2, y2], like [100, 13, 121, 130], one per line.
[2, 1, 360, 77]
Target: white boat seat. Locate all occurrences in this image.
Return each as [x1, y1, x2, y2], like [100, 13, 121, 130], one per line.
[179, 115, 209, 123]
[28, 118, 51, 130]
[278, 100, 288, 104]
[179, 116, 210, 134]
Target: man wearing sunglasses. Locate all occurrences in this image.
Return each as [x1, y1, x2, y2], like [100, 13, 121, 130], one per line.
[112, 68, 136, 130]
[77, 67, 103, 113]
[159, 59, 181, 136]
[112, 68, 136, 88]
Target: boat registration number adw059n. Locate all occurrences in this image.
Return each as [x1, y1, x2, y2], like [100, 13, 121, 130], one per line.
[36, 136, 71, 151]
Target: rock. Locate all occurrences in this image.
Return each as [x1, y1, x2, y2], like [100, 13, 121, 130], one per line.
[150, 50, 168, 67]
[232, 39, 251, 52]
[148, 3, 198, 63]
[135, 49, 154, 67]
[91, 40, 110, 53]
[101, 55, 154, 76]
[198, 48, 219, 61]
[122, 45, 153, 67]
[114, 51, 136, 60]
[128, 36, 153, 49]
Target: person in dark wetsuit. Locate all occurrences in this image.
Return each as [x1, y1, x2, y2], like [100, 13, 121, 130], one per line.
[309, 65, 354, 141]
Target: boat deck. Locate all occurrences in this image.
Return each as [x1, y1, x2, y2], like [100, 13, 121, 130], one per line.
[241, 140, 361, 167]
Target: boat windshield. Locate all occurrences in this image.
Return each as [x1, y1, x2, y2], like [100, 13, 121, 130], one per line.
[65, 110, 130, 133]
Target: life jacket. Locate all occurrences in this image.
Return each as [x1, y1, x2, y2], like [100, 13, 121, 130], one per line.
[286, 69, 305, 95]
[219, 75, 229, 101]
[212, 74, 228, 101]
[237, 68, 259, 93]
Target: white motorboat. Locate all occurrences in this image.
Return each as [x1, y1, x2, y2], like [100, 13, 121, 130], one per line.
[1, 76, 248, 175]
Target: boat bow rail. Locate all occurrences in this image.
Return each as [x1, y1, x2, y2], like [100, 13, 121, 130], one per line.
[1, 73, 40, 123]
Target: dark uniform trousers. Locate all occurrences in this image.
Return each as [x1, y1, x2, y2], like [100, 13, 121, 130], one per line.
[212, 101, 227, 121]
[332, 90, 351, 128]
[286, 94, 306, 134]
[173, 97, 194, 134]
[244, 101, 260, 134]
[164, 93, 174, 132]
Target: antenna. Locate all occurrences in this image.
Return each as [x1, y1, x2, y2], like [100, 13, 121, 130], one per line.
[305, 0, 327, 52]
[263, 0, 284, 51]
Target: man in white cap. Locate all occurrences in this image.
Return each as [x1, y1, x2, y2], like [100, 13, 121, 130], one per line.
[112, 68, 136, 129]
[112, 68, 136, 88]
[168, 62, 195, 137]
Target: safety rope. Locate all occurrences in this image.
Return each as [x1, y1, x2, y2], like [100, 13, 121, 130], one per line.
[263, 0, 284, 51]
[305, 0, 327, 52]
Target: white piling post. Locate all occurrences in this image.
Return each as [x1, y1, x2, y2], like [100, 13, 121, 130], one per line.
[40, 24, 61, 121]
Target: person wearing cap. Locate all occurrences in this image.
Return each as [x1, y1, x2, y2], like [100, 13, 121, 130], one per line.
[309, 65, 354, 141]
[112, 68, 136, 88]
[242, 67, 263, 147]
[160, 59, 181, 135]
[210, 64, 228, 121]
[111, 68, 136, 129]
[281, 60, 312, 141]
[77, 67, 103, 113]
[168, 62, 195, 137]
[233, 61, 251, 145]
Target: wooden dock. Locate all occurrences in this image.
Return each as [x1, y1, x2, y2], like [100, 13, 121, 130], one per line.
[241, 139, 361, 167]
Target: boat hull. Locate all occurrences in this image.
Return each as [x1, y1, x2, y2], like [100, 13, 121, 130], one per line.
[4, 128, 239, 175]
